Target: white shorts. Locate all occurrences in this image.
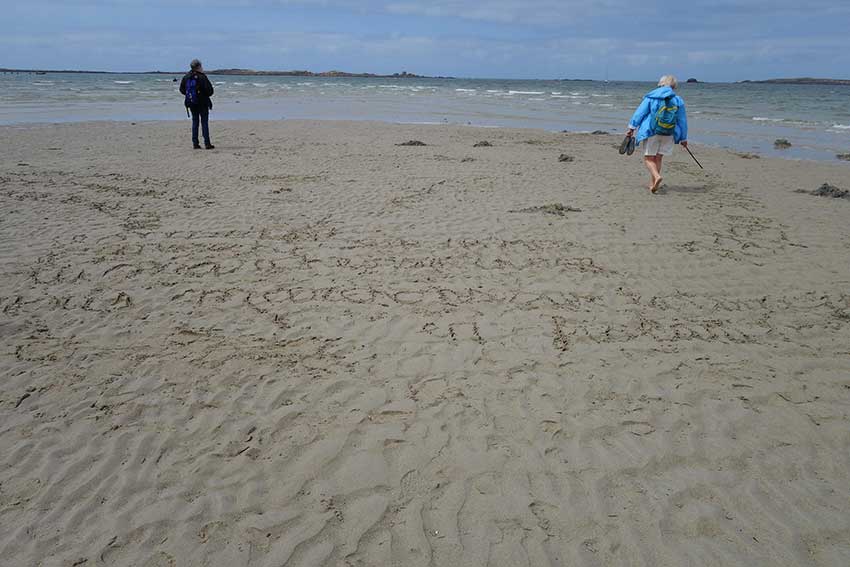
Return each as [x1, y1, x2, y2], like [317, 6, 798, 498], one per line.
[643, 135, 675, 156]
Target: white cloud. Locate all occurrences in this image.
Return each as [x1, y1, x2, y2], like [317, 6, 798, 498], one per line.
[4, 0, 849, 79]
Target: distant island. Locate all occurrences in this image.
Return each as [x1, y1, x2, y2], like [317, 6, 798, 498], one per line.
[740, 78, 850, 86]
[0, 67, 445, 79]
[204, 69, 439, 78]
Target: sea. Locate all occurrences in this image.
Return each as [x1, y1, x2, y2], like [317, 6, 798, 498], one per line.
[2, 72, 849, 162]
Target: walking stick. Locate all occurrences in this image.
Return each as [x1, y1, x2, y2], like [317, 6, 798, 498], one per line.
[684, 144, 704, 169]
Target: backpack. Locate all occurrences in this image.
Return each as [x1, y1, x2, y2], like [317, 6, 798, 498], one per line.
[652, 96, 679, 136]
[184, 74, 201, 107]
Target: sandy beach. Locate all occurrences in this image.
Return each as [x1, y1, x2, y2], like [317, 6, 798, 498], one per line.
[1, 119, 849, 566]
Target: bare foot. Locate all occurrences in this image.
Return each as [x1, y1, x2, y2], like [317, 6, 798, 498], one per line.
[651, 176, 663, 193]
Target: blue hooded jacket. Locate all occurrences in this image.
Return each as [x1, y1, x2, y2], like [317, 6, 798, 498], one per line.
[629, 86, 688, 145]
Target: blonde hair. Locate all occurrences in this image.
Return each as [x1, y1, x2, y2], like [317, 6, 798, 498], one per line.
[658, 75, 678, 89]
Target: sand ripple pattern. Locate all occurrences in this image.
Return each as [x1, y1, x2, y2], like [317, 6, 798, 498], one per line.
[1, 122, 849, 566]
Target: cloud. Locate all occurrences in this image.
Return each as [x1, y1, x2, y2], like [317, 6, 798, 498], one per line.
[3, 0, 848, 80]
[0, 31, 128, 49]
[383, 0, 610, 25]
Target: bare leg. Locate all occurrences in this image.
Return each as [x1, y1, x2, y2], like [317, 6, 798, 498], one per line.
[643, 156, 661, 191]
[652, 155, 664, 192]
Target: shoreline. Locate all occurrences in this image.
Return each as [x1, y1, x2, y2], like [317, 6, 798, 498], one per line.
[4, 74, 848, 163]
[4, 117, 850, 165]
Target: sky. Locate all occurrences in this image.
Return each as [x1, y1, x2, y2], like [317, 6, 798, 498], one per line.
[3, 0, 849, 81]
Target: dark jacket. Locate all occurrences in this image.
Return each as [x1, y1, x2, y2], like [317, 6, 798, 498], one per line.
[179, 71, 214, 109]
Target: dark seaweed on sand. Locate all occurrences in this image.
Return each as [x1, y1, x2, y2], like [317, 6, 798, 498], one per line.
[796, 183, 849, 199]
[509, 203, 582, 216]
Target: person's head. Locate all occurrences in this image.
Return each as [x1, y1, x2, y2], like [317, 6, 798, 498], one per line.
[658, 75, 678, 90]
[190, 59, 203, 73]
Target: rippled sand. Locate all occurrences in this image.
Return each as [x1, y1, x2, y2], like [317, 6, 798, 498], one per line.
[1, 120, 849, 566]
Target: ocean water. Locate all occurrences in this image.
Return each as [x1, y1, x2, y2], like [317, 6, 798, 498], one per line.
[2, 72, 849, 161]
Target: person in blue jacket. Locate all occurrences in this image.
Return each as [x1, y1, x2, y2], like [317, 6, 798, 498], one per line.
[626, 75, 688, 193]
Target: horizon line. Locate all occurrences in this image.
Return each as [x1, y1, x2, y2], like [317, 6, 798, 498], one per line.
[1, 67, 849, 84]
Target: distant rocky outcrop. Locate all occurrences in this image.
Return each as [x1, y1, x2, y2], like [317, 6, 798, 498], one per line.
[686, 78, 699, 83]
[0, 67, 441, 78]
[207, 69, 431, 79]
[741, 78, 850, 86]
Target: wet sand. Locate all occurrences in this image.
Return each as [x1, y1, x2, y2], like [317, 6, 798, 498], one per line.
[1, 120, 849, 566]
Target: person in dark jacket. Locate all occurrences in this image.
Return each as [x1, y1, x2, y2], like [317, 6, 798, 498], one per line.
[179, 59, 215, 149]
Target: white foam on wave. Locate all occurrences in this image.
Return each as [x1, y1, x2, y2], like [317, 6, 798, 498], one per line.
[831, 124, 850, 129]
[752, 116, 783, 122]
[214, 81, 227, 85]
[455, 88, 476, 92]
[114, 81, 133, 84]
[252, 83, 269, 87]
[508, 91, 545, 95]
[233, 82, 247, 86]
